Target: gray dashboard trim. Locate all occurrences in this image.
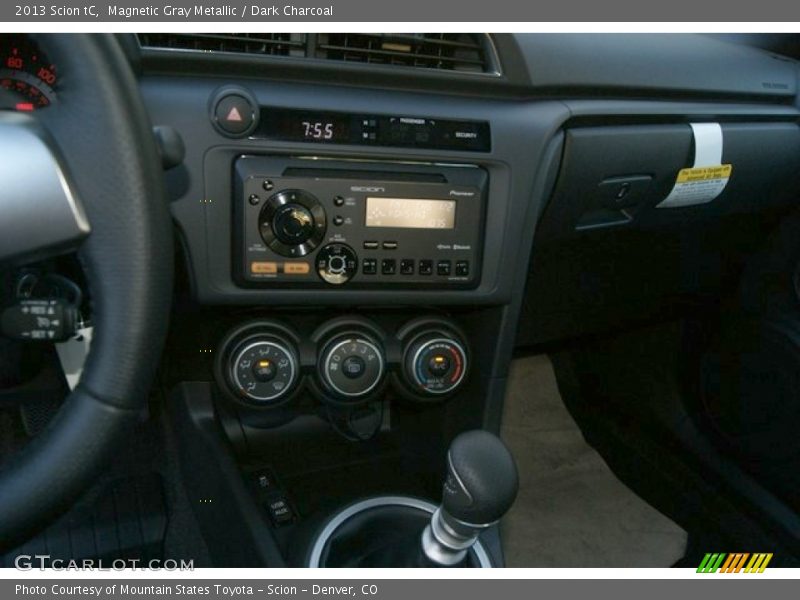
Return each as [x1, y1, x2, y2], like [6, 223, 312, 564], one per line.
[514, 34, 798, 99]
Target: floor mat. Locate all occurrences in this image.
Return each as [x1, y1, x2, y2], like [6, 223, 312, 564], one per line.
[500, 354, 688, 567]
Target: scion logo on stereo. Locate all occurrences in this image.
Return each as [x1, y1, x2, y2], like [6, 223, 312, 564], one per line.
[351, 186, 386, 193]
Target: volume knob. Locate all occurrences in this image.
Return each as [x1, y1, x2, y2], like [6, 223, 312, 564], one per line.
[258, 189, 326, 257]
[273, 204, 315, 245]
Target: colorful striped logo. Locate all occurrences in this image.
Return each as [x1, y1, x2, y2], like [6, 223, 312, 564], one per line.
[697, 553, 773, 573]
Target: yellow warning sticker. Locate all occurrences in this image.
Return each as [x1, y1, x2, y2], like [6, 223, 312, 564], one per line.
[657, 164, 733, 208]
[675, 164, 733, 183]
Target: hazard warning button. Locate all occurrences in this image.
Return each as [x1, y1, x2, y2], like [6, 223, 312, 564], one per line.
[212, 90, 257, 137]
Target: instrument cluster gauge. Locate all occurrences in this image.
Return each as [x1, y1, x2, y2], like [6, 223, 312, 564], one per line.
[0, 35, 58, 112]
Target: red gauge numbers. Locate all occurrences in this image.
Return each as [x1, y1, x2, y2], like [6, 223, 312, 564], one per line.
[0, 35, 57, 111]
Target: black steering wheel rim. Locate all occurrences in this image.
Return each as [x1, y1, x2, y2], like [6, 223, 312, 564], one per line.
[0, 34, 173, 551]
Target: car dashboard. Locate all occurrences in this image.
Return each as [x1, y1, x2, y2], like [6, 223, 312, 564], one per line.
[3, 32, 800, 567]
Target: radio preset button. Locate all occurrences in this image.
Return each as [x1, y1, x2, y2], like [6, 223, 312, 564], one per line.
[455, 261, 470, 277]
[437, 260, 452, 276]
[316, 243, 358, 285]
[363, 241, 379, 250]
[362, 258, 377, 275]
[419, 260, 433, 276]
[382, 241, 398, 250]
[381, 259, 396, 275]
[400, 259, 415, 275]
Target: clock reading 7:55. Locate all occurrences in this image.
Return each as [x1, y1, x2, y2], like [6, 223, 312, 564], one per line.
[302, 121, 335, 140]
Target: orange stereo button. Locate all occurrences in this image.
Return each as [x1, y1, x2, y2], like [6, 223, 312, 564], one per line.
[283, 262, 310, 275]
[251, 261, 278, 274]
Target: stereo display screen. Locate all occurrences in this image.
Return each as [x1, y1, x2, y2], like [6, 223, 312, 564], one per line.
[365, 197, 456, 229]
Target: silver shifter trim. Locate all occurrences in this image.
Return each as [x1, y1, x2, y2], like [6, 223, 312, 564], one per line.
[307, 495, 492, 568]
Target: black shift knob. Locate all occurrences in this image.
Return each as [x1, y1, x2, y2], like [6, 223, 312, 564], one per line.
[442, 430, 518, 525]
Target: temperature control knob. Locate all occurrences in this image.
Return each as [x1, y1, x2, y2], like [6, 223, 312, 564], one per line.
[404, 334, 468, 396]
[230, 338, 299, 404]
[319, 335, 385, 400]
[316, 243, 358, 285]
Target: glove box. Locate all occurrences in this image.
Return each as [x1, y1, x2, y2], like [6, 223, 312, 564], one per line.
[538, 121, 800, 241]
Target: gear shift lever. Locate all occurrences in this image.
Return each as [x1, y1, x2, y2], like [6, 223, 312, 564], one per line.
[421, 430, 519, 566]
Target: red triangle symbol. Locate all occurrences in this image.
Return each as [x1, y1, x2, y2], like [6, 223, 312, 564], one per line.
[226, 106, 243, 122]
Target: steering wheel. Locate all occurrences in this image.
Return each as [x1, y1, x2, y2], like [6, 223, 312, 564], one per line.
[0, 35, 172, 550]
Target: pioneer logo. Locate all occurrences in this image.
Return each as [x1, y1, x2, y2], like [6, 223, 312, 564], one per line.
[449, 190, 475, 197]
[351, 186, 386, 193]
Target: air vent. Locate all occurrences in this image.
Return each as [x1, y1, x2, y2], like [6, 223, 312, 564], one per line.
[138, 33, 307, 57]
[315, 33, 492, 73]
[138, 33, 497, 74]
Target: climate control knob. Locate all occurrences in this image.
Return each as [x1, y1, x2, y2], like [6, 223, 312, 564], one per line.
[319, 335, 385, 400]
[404, 334, 468, 396]
[229, 338, 299, 404]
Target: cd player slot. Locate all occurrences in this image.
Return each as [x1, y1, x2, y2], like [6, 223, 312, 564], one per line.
[282, 167, 447, 184]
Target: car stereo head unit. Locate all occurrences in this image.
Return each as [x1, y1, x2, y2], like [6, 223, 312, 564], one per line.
[234, 156, 487, 289]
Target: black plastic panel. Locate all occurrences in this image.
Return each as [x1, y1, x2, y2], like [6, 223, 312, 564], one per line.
[539, 121, 800, 241]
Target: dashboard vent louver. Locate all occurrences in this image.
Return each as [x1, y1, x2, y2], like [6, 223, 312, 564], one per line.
[137, 33, 308, 57]
[314, 33, 491, 73]
[138, 33, 496, 74]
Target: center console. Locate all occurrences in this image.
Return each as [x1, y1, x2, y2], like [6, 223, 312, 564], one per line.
[144, 75, 564, 568]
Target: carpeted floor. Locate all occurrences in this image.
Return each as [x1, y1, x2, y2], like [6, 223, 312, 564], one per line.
[500, 354, 688, 567]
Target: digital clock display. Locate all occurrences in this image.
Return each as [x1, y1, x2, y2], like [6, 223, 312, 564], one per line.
[301, 120, 335, 140]
[274, 113, 350, 143]
[365, 197, 457, 230]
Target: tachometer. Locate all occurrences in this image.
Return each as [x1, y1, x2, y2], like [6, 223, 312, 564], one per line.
[0, 34, 57, 111]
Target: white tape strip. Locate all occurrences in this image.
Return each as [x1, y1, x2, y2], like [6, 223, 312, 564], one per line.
[689, 123, 723, 167]
[657, 122, 729, 208]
